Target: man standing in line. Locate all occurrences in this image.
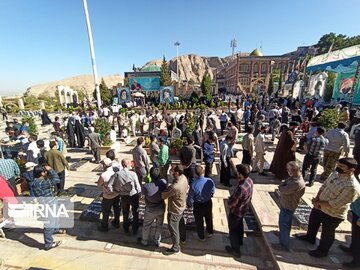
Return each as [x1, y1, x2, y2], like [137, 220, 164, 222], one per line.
[339, 195, 360, 268]
[27, 134, 40, 163]
[139, 167, 167, 247]
[157, 138, 170, 180]
[302, 127, 328, 186]
[149, 135, 160, 167]
[219, 110, 229, 135]
[225, 164, 254, 258]
[97, 158, 120, 232]
[220, 135, 233, 187]
[44, 141, 69, 195]
[116, 158, 142, 235]
[87, 127, 102, 164]
[179, 136, 197, 184]
[320, 122, 350, 181]
[187, 166, 215, 241]
[236, 105, 244, 132]
[203, 134, 215, 177]
[161, 165, 188, 255]
[275, 161, 305, 251]
[295, 158, 360, 258]
[243, 106, 251, 132]
[132, 137, 150, 185]
[253, 126, 267, 176]
[241, 126, 254, 166]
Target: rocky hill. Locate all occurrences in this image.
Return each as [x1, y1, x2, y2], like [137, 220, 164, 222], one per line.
[25, 74, 123, 97]
[143, 54, 232, 83]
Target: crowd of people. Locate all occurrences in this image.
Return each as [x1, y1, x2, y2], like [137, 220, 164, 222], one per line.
[0, 92, 360, 268]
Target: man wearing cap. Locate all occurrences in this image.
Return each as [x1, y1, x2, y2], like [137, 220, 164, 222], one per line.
[132, 137, 150, 185]
[24, 162, 37, 197]
[270, 121, 299, 179]
[295, 158, 360, 258]
[97, 158, 121, 232]
[139, 167, 167, 246]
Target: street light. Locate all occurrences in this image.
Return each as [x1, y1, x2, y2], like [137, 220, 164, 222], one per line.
[82, 0, 102, 109]
[174, 41, 180, 82]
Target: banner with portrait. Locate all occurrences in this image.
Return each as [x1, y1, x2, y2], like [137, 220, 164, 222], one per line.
[308, 72, 328, 99]
[129, 77, 160, 91]
[332, 72, 360, 104]
[117, 87, 130, 103]
[160, 86, 174, 103]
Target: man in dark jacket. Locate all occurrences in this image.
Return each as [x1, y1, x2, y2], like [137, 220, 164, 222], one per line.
[180, 136, 197, 184]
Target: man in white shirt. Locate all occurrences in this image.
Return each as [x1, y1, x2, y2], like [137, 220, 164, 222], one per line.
[115, 158, 141, 234]
[27, 134, 40, 163]
[253, 126, 267, 176]
[236, 106, 244, 132]
[102, 106, 110, 118]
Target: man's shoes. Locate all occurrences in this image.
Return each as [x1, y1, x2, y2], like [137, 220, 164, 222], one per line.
[97, 225, 108, 232]
[206, 232, 214, 238]
[294, 233, 315, 244]
[259, 172, 268, 176]
[271, 243, 290, 252]
[251, 170, 258, 173]
[338, 244, 352, 254]
[111, 220, 120, 228]
[225, 245, 241, 258]
[342, 261, 360, 269]
[44, 241, 62, 251]
[180, 239, 186, 244]
[163, 247, 180, 255]
[54, 229, 67, 234]
[137, 237, 148, 247]
[306, 181, 314, 187]
[309, 249, 327, 258]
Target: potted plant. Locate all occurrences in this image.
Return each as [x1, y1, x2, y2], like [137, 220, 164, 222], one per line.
[94, 118, 113, 155]
[169, 138, 183, 156]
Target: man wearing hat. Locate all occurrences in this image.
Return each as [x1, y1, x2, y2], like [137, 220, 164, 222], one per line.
[24, 162, 37, 197]
[97, 158, 120, 232]
[295, 158, 360, 258]
[138, 167, 167, 246]
[270, 121, 299, 179]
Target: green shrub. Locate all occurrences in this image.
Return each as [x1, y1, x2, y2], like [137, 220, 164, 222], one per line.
[318, 108, 339, 131]
[170, 138, 184, 150]
[22, 116, 38, 134]
[94, 118, 112, 146]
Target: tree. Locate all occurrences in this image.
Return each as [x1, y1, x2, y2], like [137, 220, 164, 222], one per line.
[201, 73, 212, 102]
[278, 71, 283, 91]
[316, 33, 360, 54]
[160, 56, 172, 86]
[94, 78, 112, 106]
[268, 75, 274, 95]
[188, 78, 195, 86]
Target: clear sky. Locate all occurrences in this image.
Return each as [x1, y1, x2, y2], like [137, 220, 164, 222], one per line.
[0, 0, 359, 96]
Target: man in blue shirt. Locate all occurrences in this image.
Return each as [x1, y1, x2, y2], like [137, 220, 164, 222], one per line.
[203, 134, 215, 177]
[243, 107, 251, 132]
[187, 165, 215, 241]
[339, 196, 360, 268]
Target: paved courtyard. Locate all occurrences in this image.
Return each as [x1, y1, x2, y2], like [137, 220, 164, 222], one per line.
[0, 115, 355, 270]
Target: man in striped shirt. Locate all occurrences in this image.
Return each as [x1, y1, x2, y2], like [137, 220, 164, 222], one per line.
[302, 127, 328, 186]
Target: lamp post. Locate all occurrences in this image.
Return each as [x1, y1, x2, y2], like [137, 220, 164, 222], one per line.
[82, 0, 102, 109]
[174, 41, 180, 82]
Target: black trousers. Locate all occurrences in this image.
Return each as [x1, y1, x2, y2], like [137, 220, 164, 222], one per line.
[228, 213, 244, 250]
[220, 121, 227, 135]
[306, 208, 343, 254]
[121, 194, 139, 233]
[101, 195, 121, 228]
[57, 170, 65, 193]
[302, 154, 321, 183]
[349, 212, 360, 262]
[193, 200, 213, 239]
[91, 148, 101, 163]
[242, 150, 251, 165]
[220, 158, 231, 185]
[204, 162, 213, 177]
[184, 163, 196, 185]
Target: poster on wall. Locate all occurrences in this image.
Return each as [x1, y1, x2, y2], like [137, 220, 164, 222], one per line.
[308, 72, 328, 99]
[129, 77, 160, 91]
[117, 87, 130, 103]
[332, 72, 360, 104]
[160, 86, 174, 103]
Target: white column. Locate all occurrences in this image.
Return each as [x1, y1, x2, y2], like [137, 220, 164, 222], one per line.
[57, 86, 63, 104]
[40, 101, 45, 110]
[18, 98, 25, 109]
[0, 96, 3, 107]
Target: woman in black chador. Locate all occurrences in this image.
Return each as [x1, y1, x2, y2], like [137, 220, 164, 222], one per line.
[41, 109, 52, 125]
[74, 120, 86, 148]
[67, 120, 76, 147]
